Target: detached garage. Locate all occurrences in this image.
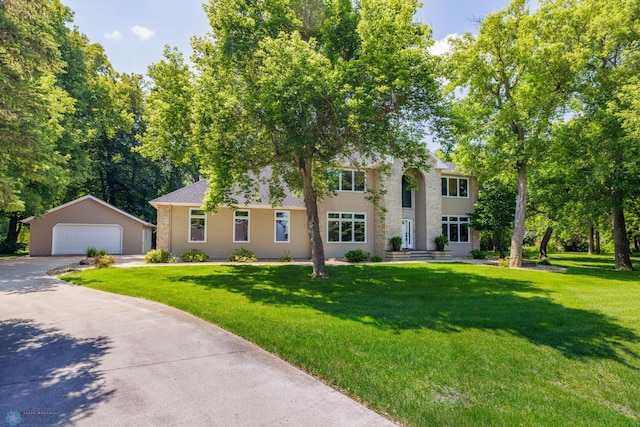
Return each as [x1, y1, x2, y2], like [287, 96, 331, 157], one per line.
[23, 195, 155, 256]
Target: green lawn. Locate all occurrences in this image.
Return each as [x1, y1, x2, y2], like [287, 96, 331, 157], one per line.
[64, 253, 640, 426]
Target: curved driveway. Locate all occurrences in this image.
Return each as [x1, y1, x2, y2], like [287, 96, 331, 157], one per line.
[0, 257, 396, 426]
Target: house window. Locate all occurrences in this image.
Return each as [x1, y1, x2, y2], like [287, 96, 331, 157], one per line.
[275, 211, 290, 243]
[189, 209, 206, 243]
[441, 177, 469, 198]
[442, 216, 470, 243]
[233, 210, 250, 243]
[327, 212, 366, 243]
[330, 169, 366, 192]
[402, 175, 412, 208]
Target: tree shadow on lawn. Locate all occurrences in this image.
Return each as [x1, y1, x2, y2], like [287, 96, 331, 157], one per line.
[0, 319, 114, 425]
[176, 264, 639, 367]
[551, 254, 640, 282]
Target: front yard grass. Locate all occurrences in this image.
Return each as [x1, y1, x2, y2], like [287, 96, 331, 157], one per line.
[64, 253, 640, 426]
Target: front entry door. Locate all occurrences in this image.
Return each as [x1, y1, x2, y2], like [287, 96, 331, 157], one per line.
[402, 219, 413, 249]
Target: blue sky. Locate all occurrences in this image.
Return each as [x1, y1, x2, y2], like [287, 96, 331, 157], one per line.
[63, 0, 511, 76]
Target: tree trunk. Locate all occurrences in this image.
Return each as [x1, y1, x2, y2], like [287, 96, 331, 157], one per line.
[588, 222, 594, 255]
[538, 226, 553, 259]
[509, 165, 527, 268]
[634, 237, 640, 253]
[595, 229, 601, 254]
[299, 158, 327, 278]
[612, 206, 633, 270]
[4, 213, 21, 245]
[493, 230, 506, 259]
[1, 213, 22, 254]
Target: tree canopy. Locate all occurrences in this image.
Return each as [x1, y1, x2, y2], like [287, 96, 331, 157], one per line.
[0, 0, 71, 211]
[444, 0, 577, 268]
[445, 0, 639, 269]
[0, 0, 188, 252]
[176, 0, 445, 277]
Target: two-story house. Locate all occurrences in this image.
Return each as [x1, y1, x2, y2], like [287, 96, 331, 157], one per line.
[150, 155, 479, 260]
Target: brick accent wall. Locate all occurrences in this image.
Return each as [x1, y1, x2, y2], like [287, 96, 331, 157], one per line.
[374, 160, 403, 257]
[423, 159, 443, 251]
[156, 204, 171, 252]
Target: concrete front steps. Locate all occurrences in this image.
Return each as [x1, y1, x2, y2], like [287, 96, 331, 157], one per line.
[384, 250, 452, 262]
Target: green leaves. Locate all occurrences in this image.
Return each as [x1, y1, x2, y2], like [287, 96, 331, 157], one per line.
[194, 0, 442, 210]
[0, 0, 69, 209]
[141, 46, 199, 182]
[188, 0, 445, 275]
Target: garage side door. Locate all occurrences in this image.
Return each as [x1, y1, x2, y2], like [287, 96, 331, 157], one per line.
[52, 224, 122, 255]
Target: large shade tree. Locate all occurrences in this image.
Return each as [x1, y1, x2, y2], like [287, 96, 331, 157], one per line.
[445, 0, 579, 267]
[0, 0, 77, 251]
[140, 46, 200, 184]
[565, 0, 640, 270]
[520, 0, 640, 269]
[184, 0, 444, 277]
[0, 0, 71, 209]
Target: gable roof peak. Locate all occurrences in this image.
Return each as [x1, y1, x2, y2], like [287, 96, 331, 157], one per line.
[22, 194, 155, 227]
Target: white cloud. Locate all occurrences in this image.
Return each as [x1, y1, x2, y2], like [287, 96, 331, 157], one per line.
[131, 25, 155, 41]
[429, 33, 460, 56]
[104, 31, 123, 41]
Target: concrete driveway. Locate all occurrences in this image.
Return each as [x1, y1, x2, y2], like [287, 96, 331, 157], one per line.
[0, 257, 397, 426]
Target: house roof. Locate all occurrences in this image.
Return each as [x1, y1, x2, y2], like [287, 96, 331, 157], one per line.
[21, 195, 156, 227]
[433, 156, 451, 170]
[151, 156, 470, 209]
[439, 160, 469, 175]
[149, 179, 306, 209]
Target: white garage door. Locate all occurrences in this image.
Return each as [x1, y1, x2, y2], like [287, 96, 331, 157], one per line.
[52, 224, 123, 255]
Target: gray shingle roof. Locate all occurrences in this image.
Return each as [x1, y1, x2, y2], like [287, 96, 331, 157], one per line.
[150, 179, 210, 205]
[149, 179, 305, 209]
[23, 195, 155, 227]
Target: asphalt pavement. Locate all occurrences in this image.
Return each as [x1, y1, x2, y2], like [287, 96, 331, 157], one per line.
[0, 256, 397, 426]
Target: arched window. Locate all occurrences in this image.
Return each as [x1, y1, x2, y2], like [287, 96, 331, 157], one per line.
[402, 175, 412, 208]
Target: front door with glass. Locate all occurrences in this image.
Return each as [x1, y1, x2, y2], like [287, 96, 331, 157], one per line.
[401, 219, 413, 249]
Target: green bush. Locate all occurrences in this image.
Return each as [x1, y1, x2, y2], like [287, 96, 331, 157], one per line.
[0, 241, 26, 254]
[389, 236, 403, 250]
[228, 247, 257, 263]
[145, 249, 172, 263]
[469, 249, 487, 259]
[434, 234, 449, 250]
[370, 255, 383, 262]
[344, 249, 369, 263]
[498, 258, 510, 268]
[279, 250, 293, 262]
[94, 254, 116, 268]
[85, 247, 98, 257]
[180, 249, 210, 263]
[97, 248, 108, 256]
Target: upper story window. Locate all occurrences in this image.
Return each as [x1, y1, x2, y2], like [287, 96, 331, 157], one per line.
[330, 169, 366, 192]
[402, 175, 412, 208]
[441, 177, 469, 198]
[233, 210, 250, 243]
[189, 209, 206, 243]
